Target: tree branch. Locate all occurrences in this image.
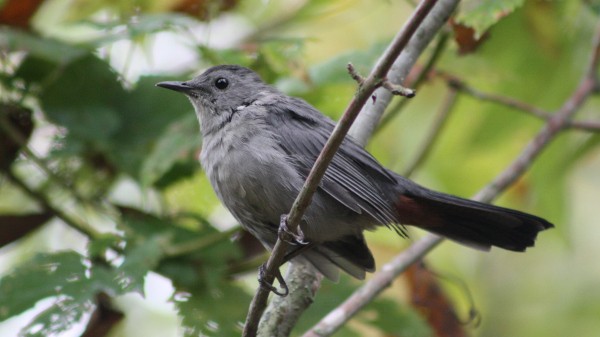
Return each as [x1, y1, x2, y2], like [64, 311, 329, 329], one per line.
[257, 260, 323, 336]
[5, 170, 102, 239]
[376, 30, 451, 133]
[349, 0, 459, 147]
[242, 1, 440, 336]
[446, 76, 600, 132]
[253, 1, 461, 335]
[302, 19, 600, 337]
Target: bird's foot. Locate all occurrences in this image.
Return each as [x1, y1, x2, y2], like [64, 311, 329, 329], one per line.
[258, 263, 289, 297]
[278, 214, 309, 245]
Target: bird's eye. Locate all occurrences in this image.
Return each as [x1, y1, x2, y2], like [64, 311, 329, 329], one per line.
[215, 78, 229, 90]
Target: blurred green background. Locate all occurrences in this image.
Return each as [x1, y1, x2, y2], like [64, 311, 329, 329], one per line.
[1, 0, 599, 336]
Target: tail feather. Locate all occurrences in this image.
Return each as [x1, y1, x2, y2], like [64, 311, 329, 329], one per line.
[300, 234, 375, 281]
[397, 188, 553, 252]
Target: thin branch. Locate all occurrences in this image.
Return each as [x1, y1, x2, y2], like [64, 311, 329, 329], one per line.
[350, 0, 459, 146]
[447, 76, 600, 132]
[0, 114, 85, 201]
[5, 170, 102, 239]
[242, 1, 439, 336]
[163, 226, 239, 256]
[303, 19, 600, 337]
[255, 0, 459, 335]
[376, 30, 451, 133]
[257, 260, 323, 336]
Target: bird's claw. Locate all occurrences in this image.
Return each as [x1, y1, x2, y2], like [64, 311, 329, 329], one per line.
[278, 214, 309, 245]
[258, 263, 289, 297]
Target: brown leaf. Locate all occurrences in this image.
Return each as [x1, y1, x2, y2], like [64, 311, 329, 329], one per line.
[0, 0, 45, 29]
[405, 261, 467, 337]
[450, 19, 489, 55]
[170, 0, 239, 20]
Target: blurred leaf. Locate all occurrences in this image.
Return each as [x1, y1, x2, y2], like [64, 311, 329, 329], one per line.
[0, 244, 161, 336]
[87, 234, 123, 258]
[174, 282, 250, 337]
[361, 298, 432, 337]
[40, 58, 192, 181]
[293, 276, 361, 336]
[450, 19, 489, 55]
[585, 0, 600, 15]
[0, 0, 44, 29]
[456, 0, 524, 38]
[13, 55, 58, 86]
[308, 42, 386, 86]
[0, 252, 86, 321]
[0, 252, 113, 337]
[115, 235, 164, 294]
[140, 113, 201, 187]
[119, 206, 194, 243]
[171, 0, 239, 19]
[252, 39, 306, 82]
[198, 46, 255, 68]
[119, 206, 241, 283]
[83, 13, 201, 47]
[0, 27, 86, 64]
[153, 160, 198, 190]
[108, 75, 191, 179]
[405, 263, 465, 337]
[39, 54, 125, 146]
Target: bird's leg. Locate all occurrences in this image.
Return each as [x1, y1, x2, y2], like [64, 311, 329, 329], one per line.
[278, 214, 309, 245]
[258, 263, 289, 297]
[257, 243, 315, 297]
[257, 215, 316, 297]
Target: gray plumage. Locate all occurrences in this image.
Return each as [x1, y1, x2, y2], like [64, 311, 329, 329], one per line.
[157, 65, 553, 281]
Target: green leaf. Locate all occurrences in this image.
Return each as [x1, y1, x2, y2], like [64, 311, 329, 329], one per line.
[308, 42, 387, 86]
[108, 75, 192, 178]
[39, 54, 125, 146]
[198, 47, 255, 68]
[456, 0, 525, 38]
[115, 235, 164, 294]
[174, 282, 250, 337]
[361, 298, 432, 337]
[153, 160, 198, 190]
[0, 27, 87, 64]
[0, 252, 86, 321]
[87, 234, 123, 258]
[18, 296, 93, 337]
[140, 114, 201, 187]
[82, 13, 200, 47]
[0, 251, 120, 337]
[294, 275, 361, 336]
[14, 56, 58, 86]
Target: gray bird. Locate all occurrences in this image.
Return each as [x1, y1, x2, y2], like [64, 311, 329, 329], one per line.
[157, 65, 553, 281]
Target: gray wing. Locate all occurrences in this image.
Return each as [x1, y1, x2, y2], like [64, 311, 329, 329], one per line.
[267, 97, 406, 235]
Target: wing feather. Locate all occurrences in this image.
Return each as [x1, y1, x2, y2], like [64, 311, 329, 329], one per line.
[266, 97, 404, 233]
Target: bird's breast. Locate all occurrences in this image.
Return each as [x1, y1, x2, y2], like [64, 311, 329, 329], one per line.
[199, 121, 301, 225]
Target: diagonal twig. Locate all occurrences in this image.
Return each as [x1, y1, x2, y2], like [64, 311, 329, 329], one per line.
[256, 1, 460, 335]
[445, 76, 600, 132]
[302, 19, 600, 337]
[241, 0, 440, 336]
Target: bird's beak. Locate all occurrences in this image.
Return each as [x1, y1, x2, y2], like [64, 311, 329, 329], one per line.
[156, 81, 192, 93]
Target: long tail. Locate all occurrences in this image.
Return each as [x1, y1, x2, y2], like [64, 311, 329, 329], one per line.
[396, 185, 554, 252]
